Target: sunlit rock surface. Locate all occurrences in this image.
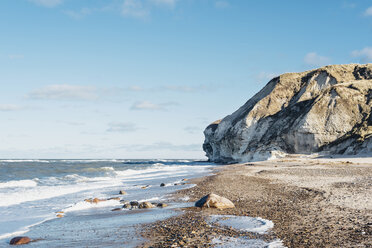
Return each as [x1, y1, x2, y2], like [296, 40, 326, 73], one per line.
[203, 64, 372, 163]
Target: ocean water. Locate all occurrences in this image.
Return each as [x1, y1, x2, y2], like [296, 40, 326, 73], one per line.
[0, 159, 215, 247]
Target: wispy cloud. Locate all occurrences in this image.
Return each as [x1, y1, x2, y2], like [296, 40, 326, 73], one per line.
[121, 0, 149, 19]
[130, 100, 178, 110]
[304, 52, 331, 67]
[150, 0, 176, 7]
[126, 84, 214, 93]
[341, 2, 356, 9]
[184, 126, 202, 134]
[8, 54, 24, 60]
[215, 0, 230, 9]
[63, 8, 92, 19]
[0, 104, 22, 111]
[107, 122, 139, 132]
[120, 142, 201, 151]
[256, 71, 278, 82]
[364, 6, 372, 16]
[29, 84, 98, 101]
[28, 0, 63, 8]
[351, 47, 372, 62]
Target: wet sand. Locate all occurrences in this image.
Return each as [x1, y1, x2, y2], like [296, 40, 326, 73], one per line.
[140, 156, 372, 247]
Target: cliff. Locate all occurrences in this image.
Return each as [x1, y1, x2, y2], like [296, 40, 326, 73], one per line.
[203, 64, 372, 163]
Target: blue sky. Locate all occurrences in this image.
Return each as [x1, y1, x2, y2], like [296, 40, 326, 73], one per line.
[0, 0, 371, 159]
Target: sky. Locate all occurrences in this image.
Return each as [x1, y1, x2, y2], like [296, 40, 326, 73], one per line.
[0, 0, 372, 159]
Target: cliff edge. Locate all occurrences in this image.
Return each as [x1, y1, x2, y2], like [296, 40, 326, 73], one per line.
[203, 64, 372, 163]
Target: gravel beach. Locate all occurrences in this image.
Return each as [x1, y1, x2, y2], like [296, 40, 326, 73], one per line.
[140, 156, 372, 248]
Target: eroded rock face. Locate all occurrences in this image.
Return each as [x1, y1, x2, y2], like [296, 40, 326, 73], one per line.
[203, 64, 372, 163]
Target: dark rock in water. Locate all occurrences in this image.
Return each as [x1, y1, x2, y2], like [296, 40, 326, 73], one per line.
[119, 190, 126, 195]
[130, 201, 139, 207]
[10, 236, 31, 245]
[122, 203, 130, 209]
[203, 64, 372, 162]
[139, 202, 155, 209]
[157, 203, 168, 208]
[111, 208, 122, 211]
[160, 183, 165, 187]
[195, 193, 235, 209]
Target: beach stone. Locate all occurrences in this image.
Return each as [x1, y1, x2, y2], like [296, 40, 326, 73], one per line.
[9, 236, 31, 245]
[119, 190, 126, 195]
[157, 203, 168, 208]
[141, 185, 149, 189]
[122, 203, 131, 209]
[108, 197, 120, 201]
[56, 214, 64, 218]
[92, 198, 106, 204]
[139, 201, 155, 209]
[195, 193, 235, 209]
[111, 208, 122, 211]
[160, 183, 166, 187]
[182, 179, 188, 181]
[130, 201, 139, 207]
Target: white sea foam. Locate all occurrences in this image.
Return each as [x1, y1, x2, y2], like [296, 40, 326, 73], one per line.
[0, 159, 215, 243]
[212, 236, 286, 248]
[0, 178, 123, 207]
[63, 199, 121, 213]
[209, 215, 274, 234]
[0, 179, 38, 189]
[0, 159, 50, 163]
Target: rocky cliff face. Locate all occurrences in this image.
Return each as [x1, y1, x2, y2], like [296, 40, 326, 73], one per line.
[203, 64, 372, 163]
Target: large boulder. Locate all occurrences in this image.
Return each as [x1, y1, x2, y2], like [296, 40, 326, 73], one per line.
[195, 193, 235, 209]
[9, 236, 31, 245]
[203, 64, 372, 163]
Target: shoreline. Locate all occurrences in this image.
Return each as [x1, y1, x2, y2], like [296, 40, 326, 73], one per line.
[140, 156, 372, 247]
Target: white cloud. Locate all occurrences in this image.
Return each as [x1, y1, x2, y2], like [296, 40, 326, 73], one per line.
[256, 72, 278, 82]
[128, 85, 145, 91]
[351, 47, 372, 62]
[131, 101, 163, 110]
[184, 126, 201, 134]
[215, 0, 230, 9]
[364, 6, 372, 16]
[121, 0, 149, 19]
[29, 84, 98, 101]
[130, 101, 178, 110]
[120, 142, 200, 151]
[341, 2, 356, 9]
[107, 122, 139, 132]
[0, 104, 22, 111]
[8, 54, 24, 60]
[28, 0, 63, 8]
[150, 0, 176, 7]
[304, 52, 331, 67]
[64, 8, 92, 19]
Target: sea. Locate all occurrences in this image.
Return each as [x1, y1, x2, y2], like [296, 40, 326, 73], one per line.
[0, 159, 215, 247]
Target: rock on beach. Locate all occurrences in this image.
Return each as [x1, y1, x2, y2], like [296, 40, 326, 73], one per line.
[9, 236, 31, 245]
[195, 193, 235, 209]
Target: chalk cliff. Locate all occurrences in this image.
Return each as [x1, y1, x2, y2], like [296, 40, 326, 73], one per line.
[203, 64, 372, 163]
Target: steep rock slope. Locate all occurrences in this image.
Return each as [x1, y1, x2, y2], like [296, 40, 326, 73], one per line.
[203, 64, 372, 163]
